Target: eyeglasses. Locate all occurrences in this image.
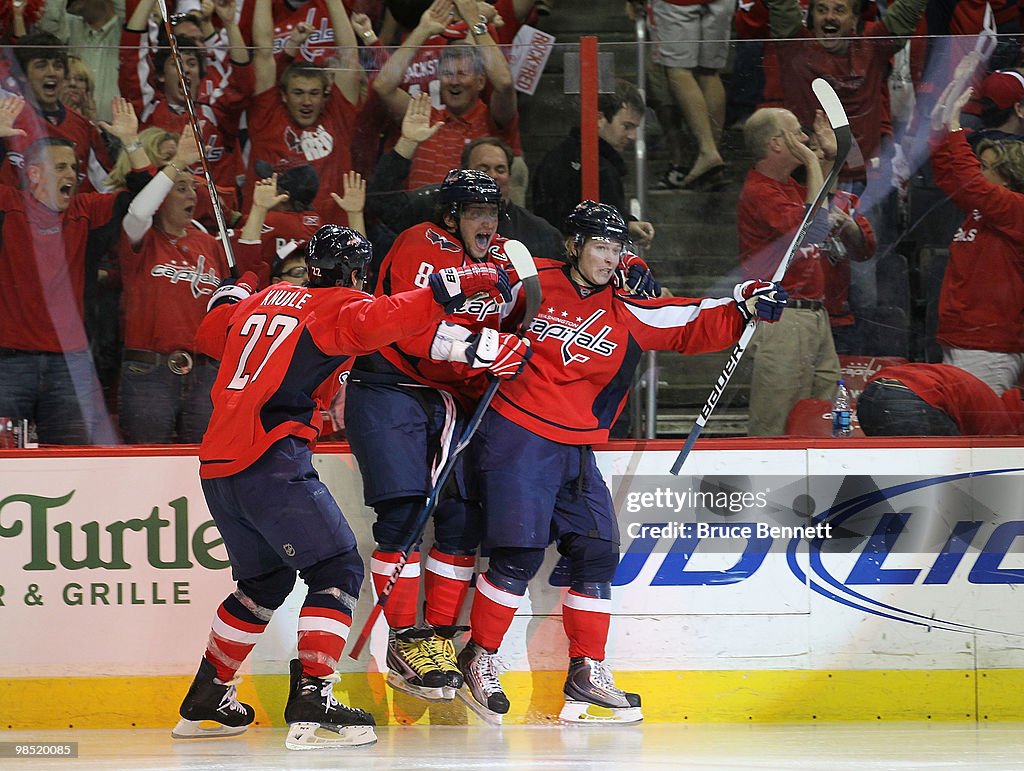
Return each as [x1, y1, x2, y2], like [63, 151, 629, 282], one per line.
[168, 12, 199, 25]
[282, 266, 308, 278]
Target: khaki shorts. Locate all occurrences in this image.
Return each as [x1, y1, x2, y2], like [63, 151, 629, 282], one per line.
[650, 0, 735, 70]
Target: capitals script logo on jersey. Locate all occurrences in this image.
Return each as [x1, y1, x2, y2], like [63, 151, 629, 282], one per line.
[150, 253, 221, 298]
[530, 308, 618, 365]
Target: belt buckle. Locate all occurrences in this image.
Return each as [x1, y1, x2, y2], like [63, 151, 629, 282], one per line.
[167, 350, 193, 375]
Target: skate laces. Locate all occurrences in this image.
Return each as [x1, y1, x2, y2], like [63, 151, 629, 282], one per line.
[217, 679, 249, 716]
[585, 659, 621, 694]
[473, 649, 508, 695]
[396, 635, 444, 675]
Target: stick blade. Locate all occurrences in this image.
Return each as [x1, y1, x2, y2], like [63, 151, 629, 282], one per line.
[811, 78, 850, 130]
[502, 239, 543, 331]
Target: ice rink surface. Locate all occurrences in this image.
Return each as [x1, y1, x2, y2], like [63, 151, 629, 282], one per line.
[3, 722, 1024, 770]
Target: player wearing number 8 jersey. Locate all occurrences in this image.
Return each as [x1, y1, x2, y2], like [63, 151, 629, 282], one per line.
[174, 225, 509, 751]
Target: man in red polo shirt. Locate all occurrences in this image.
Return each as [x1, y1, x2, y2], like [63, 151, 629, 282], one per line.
[372, 0, 519, 190]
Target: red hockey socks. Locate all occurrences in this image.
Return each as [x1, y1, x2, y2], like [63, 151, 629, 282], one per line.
[204, 593, 269, 682]
[469, 573, 523, 652]
[562, 590, 611, 660]
[297, 593, 352, 678]
[424, 547, 476, 628]
[370, 549, 420, 630]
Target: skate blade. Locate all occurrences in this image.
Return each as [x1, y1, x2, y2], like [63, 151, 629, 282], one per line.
[559, 701, 644, 724]
[386, 670, 450, 701]
[455, 687, 504, 726]
[171, 717, 248, 739]
[285, 722, 377, 750]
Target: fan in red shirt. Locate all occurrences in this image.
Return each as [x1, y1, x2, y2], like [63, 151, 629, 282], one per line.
[456, 201, 786, 725]
[0, 95, 156, 444]
[929, 76, 1024, 394]
[173, 223, 509, 750]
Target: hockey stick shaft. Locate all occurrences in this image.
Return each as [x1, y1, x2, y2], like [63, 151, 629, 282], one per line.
[669, 79, 851, 475]
[154, 0, 238, 276]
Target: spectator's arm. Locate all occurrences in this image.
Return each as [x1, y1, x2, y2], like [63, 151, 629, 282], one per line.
[252, 0, 276, 93]
[213, 0, 251, 65]
[765, 0, 803, 38]
[330, 170, 368, 236]
[373, 0, 451, 121]
[36, 0, 69, 40]
[239, 174, 289, 242]
[323, 0, 362, 105]
[454, 0, 516, 126]
[883, 0, 928, 37]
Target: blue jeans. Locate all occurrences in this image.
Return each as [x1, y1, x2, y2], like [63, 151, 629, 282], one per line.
[0, 348, 115, 445]
[856, 381, 960, 436]
[118, 356, 217, 443]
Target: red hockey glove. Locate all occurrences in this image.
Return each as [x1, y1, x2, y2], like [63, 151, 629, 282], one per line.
[733, 280, 788, 323]
[428, 263, 512, 313]
[614, 252, 661, 298]
[465, 329, 532, 380]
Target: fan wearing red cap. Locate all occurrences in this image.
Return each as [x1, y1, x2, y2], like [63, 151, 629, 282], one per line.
[962, 69, 1024, 138]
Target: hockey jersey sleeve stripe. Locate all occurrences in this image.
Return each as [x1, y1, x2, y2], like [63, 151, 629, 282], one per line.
[621, 296, 735, 329]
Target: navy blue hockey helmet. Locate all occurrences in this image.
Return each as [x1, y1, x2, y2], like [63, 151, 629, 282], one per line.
[437, 169, 501, 221]
[563, 200, 630, 247]
[305, 225, 373, 288]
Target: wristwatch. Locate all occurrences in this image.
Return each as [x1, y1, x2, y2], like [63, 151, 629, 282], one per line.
[471, 17, 488, 36]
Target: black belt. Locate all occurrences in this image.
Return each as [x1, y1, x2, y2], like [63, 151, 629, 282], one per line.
[123, 348, 214, 375]
[787, 299, 825, 311]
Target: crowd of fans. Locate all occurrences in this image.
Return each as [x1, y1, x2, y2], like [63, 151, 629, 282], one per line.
[0, 0, 1020, 445]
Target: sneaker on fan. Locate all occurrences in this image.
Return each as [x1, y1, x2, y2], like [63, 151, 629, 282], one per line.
[560, 657, 643, 724]
[386, 627, 449, 701]
[171, 658, 255, 739]
[456, 640, 509, 724]
[429, 625, 468, 698]
[283, 659, 376, 750]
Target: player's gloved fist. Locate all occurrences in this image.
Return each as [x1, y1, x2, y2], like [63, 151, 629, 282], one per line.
[464, 328, 532, 380]
[207, 271, 260, 311]
[428, 263, 512, 313]
[614, 252, 661, 298]
[733, 279, 788, 323]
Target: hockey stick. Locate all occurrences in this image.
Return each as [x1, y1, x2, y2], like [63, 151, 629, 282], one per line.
[348, 240, 542, 658]
[154, 0, 238, 276]
[669, 79, 852, 475]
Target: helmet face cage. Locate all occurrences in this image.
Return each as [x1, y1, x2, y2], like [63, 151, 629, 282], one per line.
[305, 225, 373, 288]
[564, 201, 630, 259]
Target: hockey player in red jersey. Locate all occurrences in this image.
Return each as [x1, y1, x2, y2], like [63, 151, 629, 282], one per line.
[456, 201, 788, 724]
[172, 224, 511, 750]
[344, 169, 533, 702]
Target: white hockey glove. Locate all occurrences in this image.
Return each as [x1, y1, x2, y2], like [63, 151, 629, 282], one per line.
[207, 271, 260, 311]
[464, 328, 532, 380]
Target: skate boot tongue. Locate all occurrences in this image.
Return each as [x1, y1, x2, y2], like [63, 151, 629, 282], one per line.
[455, 641, 510, 724]
[560, 657, 644, 724]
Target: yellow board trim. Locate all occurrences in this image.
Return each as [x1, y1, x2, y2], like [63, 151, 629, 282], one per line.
[3, 669, 1023, 729]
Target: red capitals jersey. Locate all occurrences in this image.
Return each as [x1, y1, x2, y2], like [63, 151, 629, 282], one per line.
[494, 260, 744, 444]
[195, 281, 446, 477]
[1, 103, 110, 192]
[245, 84, 357, 223]
[738, 168, 826, 300]
[931, 131, 1024, 353]
[0, 185, 120, 352]
[367, 223, 518, 399]
[117, 227, 261, 352]
[237, 0, 355, 66]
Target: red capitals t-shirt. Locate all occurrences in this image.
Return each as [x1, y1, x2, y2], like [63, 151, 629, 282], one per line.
[195, 281, 446, 477]
[1, 104, 110, 192]
[245, 84, 358, 223]
[738, 168, 826, 300]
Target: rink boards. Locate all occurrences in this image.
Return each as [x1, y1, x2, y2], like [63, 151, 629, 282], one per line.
[1, 440, 1023, 727]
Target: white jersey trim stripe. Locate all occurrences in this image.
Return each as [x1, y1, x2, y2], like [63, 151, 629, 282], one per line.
[371, 557, 421, 578]
[211, 615, 263, 644]
[563, 593, 612, 613]
[476, 575, 523, 609]
[425, 555, 476, 580]
[297, 616, 351, 638]
[623, 296, 733, 329]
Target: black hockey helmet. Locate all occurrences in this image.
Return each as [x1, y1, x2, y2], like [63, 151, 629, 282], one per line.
[563, 200, 630, 247]
[437, 168, 501, 222]
[305, 225, 373, 288]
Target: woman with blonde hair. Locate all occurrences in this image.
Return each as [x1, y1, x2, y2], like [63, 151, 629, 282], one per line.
[61, 55, 97, 121]
[103, 127, 179, 191]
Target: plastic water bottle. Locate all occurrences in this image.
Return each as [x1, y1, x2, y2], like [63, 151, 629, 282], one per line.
[831, 379, 852, 438]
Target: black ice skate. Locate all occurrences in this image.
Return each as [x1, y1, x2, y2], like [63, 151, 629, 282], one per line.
[429, 625, 468, 699]
[171, 658, 255, 739]
[456, 641, 509, 725]
[560, 657, 643, 724]
[283, 659, 377, 750]
[386, 627, 450, 701]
